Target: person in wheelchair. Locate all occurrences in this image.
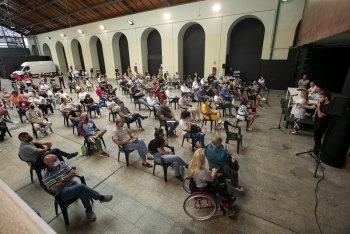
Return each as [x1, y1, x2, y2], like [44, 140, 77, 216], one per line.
[205, 136, 244, 192]
[187, 149, 235, 204]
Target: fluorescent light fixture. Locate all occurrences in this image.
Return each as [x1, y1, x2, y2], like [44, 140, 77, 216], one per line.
[78, 29, 83, 34]
[163, 13, 171, 20]
[282, 0, 288, 2]
[10, 25, 15, 29]
[99, 25, 105, 30]
[213, 4, 221, 12]
[46, 36, 51, 39]
[127, 20, 134, 25]
[60, 33, 66, 37]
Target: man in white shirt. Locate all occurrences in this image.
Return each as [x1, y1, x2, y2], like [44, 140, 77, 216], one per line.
[308, 81, 318, 95]
[200, 77, 206, 86]
[298, 74, 310, 89]
[214, 91, 235, 117]
[180, 84, 197, 102]
[192, 79, 199, 91]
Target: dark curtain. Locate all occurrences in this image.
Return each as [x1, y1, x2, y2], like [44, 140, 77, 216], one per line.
[119, 34, 130, 74]
[147, 29, 162, 75]
[78, 43, 85, 70]
[96, 38, 106, 74]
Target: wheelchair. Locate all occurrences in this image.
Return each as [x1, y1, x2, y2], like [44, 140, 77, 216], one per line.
[182, 177, 235, 220]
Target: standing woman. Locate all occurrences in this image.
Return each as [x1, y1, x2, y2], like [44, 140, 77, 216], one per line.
[149, 128, 188, 182]
[290, 90, 308, 135]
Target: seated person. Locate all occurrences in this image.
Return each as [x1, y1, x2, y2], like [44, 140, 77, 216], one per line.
[153, 82, 161, 99]
[95, 86, 106, 101]
[115, 101, 147, 130]
[77, 113, 109, 157]
[106, 95, 119, 113]
[236, 98, 254, 131]
[308, 86, 322, 101]
[68, 105, 82, 126]
[40, 89, 58, 110]
[34, 92, 54, 115]
[206, 136, 244, 192]
[187, 149, 235, 204]
[157, 99, 179, 138]
[247, 84, 262, 107]
[42, 154, 113, 222]
[60, 98, 73, 118]
[165, 86, 179, 103]
[214, 90, 235, 117]
[0, 116, 9, 142]
[158, 90, 167, 101]
[298, 74, 309, 89]
[1, 89, 13, 108]
[26, 103, 53, 138]
[201, 98, 223, 130]
[220, 85, 234, 102]
[180, 83, 196, 102]
[132, 86, 148, 107]
[112, 119, 153, 167]
[0, 99, 10, 117]
[179, 111, 205, 148]
[204, 83, 215, 98]
[149, 128, 188, 181]
[17, 96, 29, 117]
[307, 81, 317, 95]
[85, 78, 94, 91]
[18, 132, 78, 168]
[83, 94, 101, 118]
[146, 92, 159, 116]
[178, 93, 199, 121]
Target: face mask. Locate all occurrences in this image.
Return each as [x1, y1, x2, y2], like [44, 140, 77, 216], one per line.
[53, 160, 60, 167]
[26, 136, 33, 143]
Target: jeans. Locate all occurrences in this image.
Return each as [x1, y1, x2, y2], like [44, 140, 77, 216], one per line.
[46, 98, 56, 108]
[124, 138, 148, 161]
[59, 78, 66, 88]
[153, 152, 186, 176]
[18, 109, 27, 115]
[135, 98, 148, 107]
[35, 148, 71, 168]
[184, 132, 205, 146]
[165, 120, 179, 136]
[87, 129, 107, 150]
[126, 113, 142, 128]
[88, 105, 101, 115]
[58, 181, 101, 213]
[186, 92, 195, 101]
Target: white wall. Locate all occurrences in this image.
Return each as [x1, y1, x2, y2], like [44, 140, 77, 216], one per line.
[30, 0, 304, 78]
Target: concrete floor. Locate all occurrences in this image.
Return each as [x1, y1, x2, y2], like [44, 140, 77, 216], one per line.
[0, 77, 349, 234]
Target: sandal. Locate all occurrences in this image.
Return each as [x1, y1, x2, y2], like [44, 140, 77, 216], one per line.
[147, 155, 154, 160]
[142, 162, 153, 167]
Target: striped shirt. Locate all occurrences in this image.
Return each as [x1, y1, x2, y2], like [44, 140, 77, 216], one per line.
[42, 162, 72, 193]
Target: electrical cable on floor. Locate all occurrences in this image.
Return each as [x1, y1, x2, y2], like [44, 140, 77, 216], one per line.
[314, 161, 325, 234]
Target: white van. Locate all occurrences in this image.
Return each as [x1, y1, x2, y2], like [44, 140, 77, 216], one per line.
[12, 61, 56, 77]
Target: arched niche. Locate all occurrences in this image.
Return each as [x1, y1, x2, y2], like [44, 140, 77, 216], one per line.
[42, 43, 52, 59]
[141, 28, 163, 76]
[226, 17, 265, 83]
[71, 39, 85, 71]
[112, 32, 130, 74]
[55, 41, 68, 73]
[179, 23, 205, 79]
[89, 36, 106, 75]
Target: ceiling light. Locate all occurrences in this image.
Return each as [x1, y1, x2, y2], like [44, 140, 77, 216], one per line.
[78, 29, 83, 34]
[99, 25, 105, 30]
[60, 33, 66, 37]
[46, 36, 51, 39]
[213, 4, 221, 12]
[127, 20, 134, 25]
[10, 25, 15, 29]
[282, 0, 288, 2]
[163, 13, 171, 20]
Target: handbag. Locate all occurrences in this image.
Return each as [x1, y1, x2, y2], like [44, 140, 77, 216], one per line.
[227, 157, 239, 172]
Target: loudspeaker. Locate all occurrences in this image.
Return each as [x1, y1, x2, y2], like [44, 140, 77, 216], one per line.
[222, 64, 225, 69]
[328, 94, 350, 116]
[320, 109, 350, 168]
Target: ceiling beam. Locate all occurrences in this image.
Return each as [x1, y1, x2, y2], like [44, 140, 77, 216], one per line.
[42, 0, 83, 25]
[76, 0, 104, 20]
[120, 1, 134, 14]
[19, 0, 126, 31]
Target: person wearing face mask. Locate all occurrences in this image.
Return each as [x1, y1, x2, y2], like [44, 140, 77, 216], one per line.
[148, 128, 188, 181]
[298, 92, 332, 156]
[77, 113, 109, 157]
[26, 103, 53, 138]
[157, 99, 179, 137]
[83, 94, 102, 119]
[18, 132, 78, 168]
[42, 154, 113, 222]
[33, 92, 54, 115]
[106, 95, 119, 113]
[112, 119, 153, 167]
[179, 111, 206, 149]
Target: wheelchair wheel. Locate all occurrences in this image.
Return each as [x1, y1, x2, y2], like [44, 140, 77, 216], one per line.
[183, 194, 217, 220]
[183, 177, 191, 194]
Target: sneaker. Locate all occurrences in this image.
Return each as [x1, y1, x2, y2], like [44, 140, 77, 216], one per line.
[246, 128, 253, 131]
[12, 121, 19, 124]
[232, 186, 244, 192]
[289, 130, 297, 135]
[100, 152, 110, 157]
[100, 195, 113, 203]
[141, 116, 148, 120]
[218, 120, 222, 124]
[26, 120, 29, 124]
[68, 152, 78, 159]
[138, 127, 144, 131]
[97, 115, 101, 119]
[89, 137, 96, 144]
[262, 97, 266, 101]
[86, 211, 97, 222]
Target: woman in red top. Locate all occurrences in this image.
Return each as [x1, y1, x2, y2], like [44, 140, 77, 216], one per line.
[17, 96, 29, 115]
[153, 82, 160, 99]
[0, 100, 9, 116]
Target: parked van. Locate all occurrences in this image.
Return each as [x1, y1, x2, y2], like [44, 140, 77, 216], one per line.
[12, 61, 56, 77]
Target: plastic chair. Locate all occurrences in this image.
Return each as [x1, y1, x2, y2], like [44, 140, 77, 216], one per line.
[83, 136, 106, 156]
[116, 143, 140, 167]
[30, 118, 53, 139]
[223, 121, 243, 154]
[152, 145, 175, 182]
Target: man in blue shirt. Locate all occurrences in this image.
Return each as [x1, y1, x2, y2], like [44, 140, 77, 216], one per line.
[205, 136, 244, 192]
[220, 85, 234, 102]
